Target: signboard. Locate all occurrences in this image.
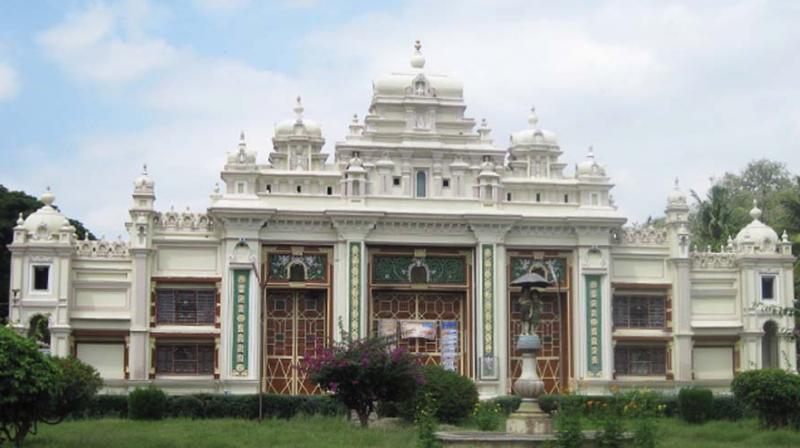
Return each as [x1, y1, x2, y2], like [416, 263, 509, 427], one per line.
[400, 320, 436, 340]
[441, 320, 458, 371]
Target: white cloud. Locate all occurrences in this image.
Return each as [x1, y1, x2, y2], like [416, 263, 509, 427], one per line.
[15, 0, 800, 238]
[37, 1, 175, 84]
[0, 62, 18, 100]
[192, 0, 251, 15]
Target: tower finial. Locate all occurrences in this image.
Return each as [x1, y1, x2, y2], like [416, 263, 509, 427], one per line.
[750, 198, 762, 221]
[142, 163, 148, 175]
[294, 95, 304, 122]
[41, 186, 55, 207]
[674, 177, 680, 190]
[528, 106, 538, 128]
[410, 40, 425, 69]
[587, 145, 595, 158]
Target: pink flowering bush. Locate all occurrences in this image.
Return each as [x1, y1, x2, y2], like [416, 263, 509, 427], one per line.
[302, 333, 424, 428]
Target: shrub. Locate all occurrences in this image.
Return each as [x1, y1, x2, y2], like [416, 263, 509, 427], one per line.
[471, 401, 503, 431]
[555, 394, 584, 448]
[415, 394, 441, 448]
[128, 387, 168, 420]
[303, 331, 423, 428]
[538, 394, 560, 414]
[710, 395, 745, 421]
[621, 390, 663, 448]
[0, 325, 59, 446]
[485, 395, 521, 415]
[399, 365, 479, 424]
[678, 387, 713, 424]
[86, 395, 128, 418]
[170, 395, 205, 418]
[48, 356, 103, 421]
[731, 368, 800, 428]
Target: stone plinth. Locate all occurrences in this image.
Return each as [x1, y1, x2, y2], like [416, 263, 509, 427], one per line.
[505, 399, 553, 435]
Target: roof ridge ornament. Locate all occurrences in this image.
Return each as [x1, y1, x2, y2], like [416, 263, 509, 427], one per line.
[750, 199, 762, 221]
[41, 186, 55, 207]
[528, 107, 538, 128]
[410, 40, 425, 69]
[294, 95, 304, 123]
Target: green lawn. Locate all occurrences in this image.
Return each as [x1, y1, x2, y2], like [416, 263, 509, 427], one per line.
[20, 417, 800, 447]
[25, 417, 417, 448]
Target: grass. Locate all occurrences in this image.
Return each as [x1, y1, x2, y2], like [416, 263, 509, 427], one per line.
[20, 416, 800, 447]
[25, 416, 417, 448]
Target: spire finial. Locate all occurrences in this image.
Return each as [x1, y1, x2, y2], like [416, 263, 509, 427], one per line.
[782, 229, 789, 243]
[142, 163, 148, 175]
[528, 106, 538, 128]
[587, 145, 595, 159]
[294, 95, 304, 122]
[750, 198, 762, 221]
[352, 113, 358, 124]
[41, 186, 55, 207]
[674, 177, 680, 190]
[410, 40, 425, 69]
[16, 212, 23, 226]
[239, 130, 245, 143]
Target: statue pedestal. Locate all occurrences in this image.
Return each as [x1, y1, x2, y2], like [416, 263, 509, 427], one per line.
[506, 335, 554, 435]
[506, 399, 553, 435]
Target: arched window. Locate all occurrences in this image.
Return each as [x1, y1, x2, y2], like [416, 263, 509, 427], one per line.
[416, 170, 427, 198]
[289, 263, 306, 282]
[762, 320, 779, 368]
[410, 264, 428, 283]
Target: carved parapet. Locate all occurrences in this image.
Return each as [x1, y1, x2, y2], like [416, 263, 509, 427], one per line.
[154, 207, 214, 232]
[74, 239, 130, 258]
[690, 251, 736, 270]
[615, 224, 667, 246]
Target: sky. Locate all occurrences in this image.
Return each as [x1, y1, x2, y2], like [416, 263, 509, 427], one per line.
[1, 0, 799, 239]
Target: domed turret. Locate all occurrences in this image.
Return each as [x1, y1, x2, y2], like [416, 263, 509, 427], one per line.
[666, 178, 687, 207]
[274, 96, 322, 138]
[734, 200, 779, 253]
[510, 108, 559, 147]
[576, 146, 607, 179]
[226, 131, 257, 165]
[133, 164, 155, 193]
[21, 187, 73, 241]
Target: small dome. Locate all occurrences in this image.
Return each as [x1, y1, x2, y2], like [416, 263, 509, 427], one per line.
[410, 40, 425, 69]
[735, 200, 779, 249]
[226, 131, 257, 164]
[576, 146, 606, 178]
[346, 153, 366, 174]
[666, 178, 687, 207]
[510, 108, 559, 147]
[22, 187, 72, 239]
[133, 164, 155, 191]
[274, 96, 322, 138]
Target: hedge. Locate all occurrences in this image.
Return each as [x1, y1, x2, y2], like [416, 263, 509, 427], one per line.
[77, 393, 346, 420]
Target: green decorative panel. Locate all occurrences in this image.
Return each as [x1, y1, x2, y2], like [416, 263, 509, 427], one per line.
[585, 275, 602, 376]
[372, 255, 466, 284]
[348, 242, 362, 338]
[481, 244, 495, 356]
[267, 254, 327, 281]
[510, 257, 566, 285]
[232, 269, 250, 376]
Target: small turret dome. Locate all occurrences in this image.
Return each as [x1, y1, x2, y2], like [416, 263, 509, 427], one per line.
[21, 187, 73, 240]
[735, 200, 779, 251]
[576, 146, 606, 178]
[274, 96, 322, 138]
[133, 164, 155, 191]
[510, 108, 559, 147]
[666, 178, 687, 207]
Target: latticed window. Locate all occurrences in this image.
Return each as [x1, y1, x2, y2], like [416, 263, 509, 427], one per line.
[156, 343, 214, 374]
[614, 346, 666, 376]
[613, 295, 665, 329]
[156, 288, 215, 325]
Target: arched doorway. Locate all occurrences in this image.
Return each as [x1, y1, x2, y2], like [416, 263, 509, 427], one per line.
[762, 320, 779, 369]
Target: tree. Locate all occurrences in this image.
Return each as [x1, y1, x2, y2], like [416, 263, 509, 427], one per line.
[0, 325, 59, 446]
[302, 329, 424, 427]
[690, 185, 749, 251]
[0, 185, 95, 324]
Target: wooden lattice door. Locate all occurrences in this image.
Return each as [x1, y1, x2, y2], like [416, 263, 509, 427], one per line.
[371, 291, 465, 373]
[264, 290, 327, 395]
[509, 292, 565, 394]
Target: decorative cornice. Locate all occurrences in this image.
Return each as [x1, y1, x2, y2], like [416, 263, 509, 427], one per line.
[615, 224, 668, 246]
[74, 239, 130, 259]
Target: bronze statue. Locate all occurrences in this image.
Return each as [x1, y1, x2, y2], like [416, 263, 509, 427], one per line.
[518, 288, 542, 336]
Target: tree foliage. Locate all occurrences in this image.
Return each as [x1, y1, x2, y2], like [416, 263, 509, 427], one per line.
[0, 325, 59, 446]
[302, 331, 424, 428]
[0, 185, 95, 323]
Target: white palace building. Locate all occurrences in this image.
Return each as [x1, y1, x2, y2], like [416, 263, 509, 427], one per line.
[6, 43, 797, 397]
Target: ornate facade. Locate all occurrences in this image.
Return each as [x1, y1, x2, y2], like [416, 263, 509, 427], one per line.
[7, 43, 796, 396]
